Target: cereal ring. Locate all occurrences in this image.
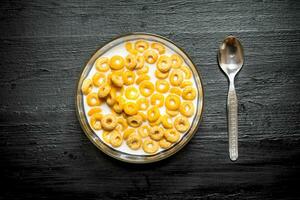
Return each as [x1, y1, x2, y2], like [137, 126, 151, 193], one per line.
[98, 83, 111, 98]
[149, 126, 164, 141]
[149, 117, 161, 126]
[164, 129, 180, 143]
[136, 74, 150, 85]
[137, 98, 149, 111]
[161, 115, 173, 129]
[155, 70, 169, 79]
[127, 134, 142, 150]
[159, 138, 172, 149]
[138, 125, 149, 138]
[92, 72, 106, 87]
[143, 138, 159, 154]
[81, 78, 93, 95]
[115, 117, 128, 131]
[125, 86, 139, 100]
[123, 101, 138, 116]
[88, 107, 102, 116]
[110, 86, 124, 97]
[106, 92, 116, 106]
[111, 72, 124, 87]
[122, 70, 136, 85]
[123, 128, 135, 140]
[101, 114, 117, 131]
[151, 42, 165, 54]
[87, 92, 101, 106]
[90, 113, 102, 130]
[112, 96, 124, 114]
[135, 55, 145, 69]
[139, 81, 154, 97]
[180, 101, 195, 117]
[135, 40, 149, 53]
[125, 42, 138, 55]
[182, 86, 196, 100]
[144, 49, 158, 64]
[157, 55, 171, 73]
[170, 87, 182, 96]
[155, 80, 169, 93]
[169, 69, 183, 86]
[102, 131, 111, 144]
[147, 106, 160, 123]
[174, 116, 190, 133]
[180, 81, 192, 88]
[170, 54, 183, 69]
[127, 114, 143, 128]
[138, 111, 147, 121]
[110, 130, 123, 147]
[166, 109, 179, 117]
[181, 66, 192, 79]
[165, 94, 181, 111]
[136, 65, 149, 75]
[109, 55, 124, 70]
[95, 57, 110, 72]
[150, 93, 164, 107]
[124, 54, 137, 70]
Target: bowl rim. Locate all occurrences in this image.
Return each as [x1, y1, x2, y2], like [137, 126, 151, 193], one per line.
[75, 32, 204, 164]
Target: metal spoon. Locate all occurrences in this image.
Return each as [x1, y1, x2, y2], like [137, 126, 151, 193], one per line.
[218, 36, 244, 161]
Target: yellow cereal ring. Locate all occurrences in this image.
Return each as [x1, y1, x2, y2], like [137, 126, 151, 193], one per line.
[110, 86, 124, 97]
[149, 126, 164, 141]
[174, 116, 190, 133]
[127, 134, 142, 150]
[138, 111, 147, 121]
[155, 70, 169, 79]
[170, 54, 183, 69]
[115, 117, 128, 131]
[124, 54, 137, 70]
[147, 106, 160, 123]
[164, 129, 180, 143]
[109, 55, 124, 70]
[169, 69, 183, 86]
[87, 92, 101, 106]
[182, 86, 196, 100]
[106, 93, 116, 106]
[180, 81, 192, 88]
[165, 94, 181, 111]
[81, 78, 93, 95]
[135, 40, 149, 53]
[112, 96, 124, 114]
[139, 80, 154, 97]
[151, 42, 165, 54]
[170, 87, 182, 96]
[111, 72, 123, 87]
[125, 42, 138, 55]
[155, 80, 169, 93]
[150, 93, 164, 107]
[144, 49, 158, 64]
[159, 138, 172, 149]
[90, 113, 102, 130]
[143, 138, 159, 154]
[137, 98, 149, 111]
[123, 101, 138, 116]
[180, 101, 195, 117]
[161, 115, 173, 129]
[110, 130, 123, 147]
[125, 86, 139, 100]
[181, 66, 192, 79]
[95, 57, 110, 72]
[166, 109, 179, 117]
[123, 128, 135, 140]
[136, 65, 149, 75]
[157, 55, 171, 73]
[138, 125, 149, 138]
[122, 70, 136, 85]
[136, 74, 150, 85]
[98, 83, 111, 98]
[101, 114, 117, 131]
[88, 107, 102, 116]
[135, 55, 145, 69]
[149, 117, 161, 126]
[92, 72, 106, 87]
[102, 131, 111, 144]
[127, 114, 143, 128]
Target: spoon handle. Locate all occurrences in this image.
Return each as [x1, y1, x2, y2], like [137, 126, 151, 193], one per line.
[228, 79, 238, 161]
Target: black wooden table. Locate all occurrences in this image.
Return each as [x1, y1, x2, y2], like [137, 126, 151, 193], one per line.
[1, 0, 299, 199]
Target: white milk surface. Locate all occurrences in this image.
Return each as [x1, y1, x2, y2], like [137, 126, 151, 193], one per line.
[83, 40, 198, 155]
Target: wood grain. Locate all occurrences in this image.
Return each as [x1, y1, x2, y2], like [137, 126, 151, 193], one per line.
[0, 0, 299, 199]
